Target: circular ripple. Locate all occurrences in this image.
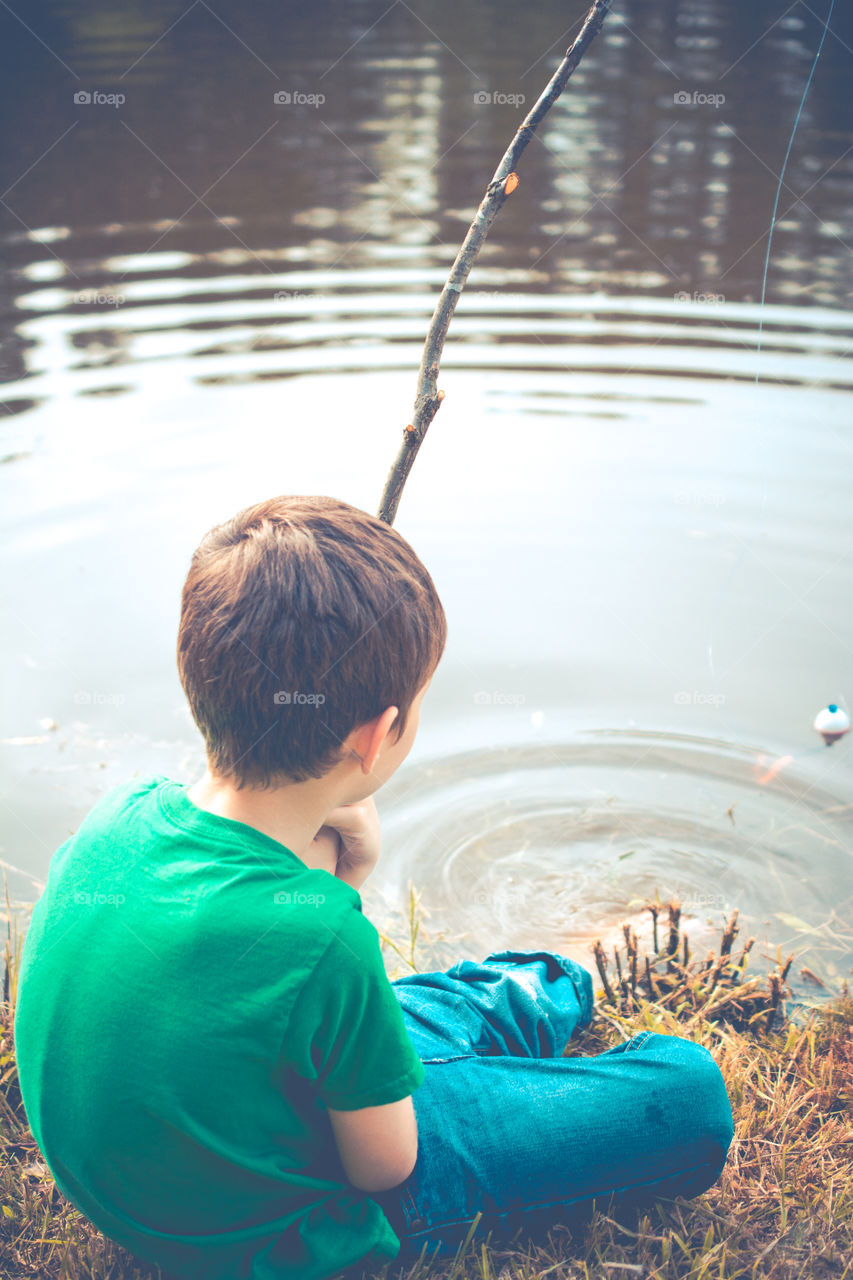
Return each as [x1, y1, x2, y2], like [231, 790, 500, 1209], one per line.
[377, 730, 853, 978]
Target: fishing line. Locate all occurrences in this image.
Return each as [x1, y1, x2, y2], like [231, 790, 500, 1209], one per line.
[706, 0, 836, 740]
[754, 0, 836, 383]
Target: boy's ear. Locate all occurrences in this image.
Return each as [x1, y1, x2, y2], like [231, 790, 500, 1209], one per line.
[347, 705, 400, 775]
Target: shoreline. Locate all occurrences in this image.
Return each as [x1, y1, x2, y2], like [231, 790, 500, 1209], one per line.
[2, 895, 852, 1279]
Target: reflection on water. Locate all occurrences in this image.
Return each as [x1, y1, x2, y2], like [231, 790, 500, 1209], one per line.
[1, 0, 852, 998]
[8, 272, 853, 411]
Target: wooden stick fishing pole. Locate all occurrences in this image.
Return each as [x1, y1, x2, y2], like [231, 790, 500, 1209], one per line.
[377, 0, 612, 526]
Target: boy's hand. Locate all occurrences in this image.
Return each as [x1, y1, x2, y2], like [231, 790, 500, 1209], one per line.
[321, 797, 381, 892]
[306, 827, 343, 876]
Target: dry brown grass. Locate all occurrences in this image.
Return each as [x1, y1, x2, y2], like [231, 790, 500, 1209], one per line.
[2, 895, 851, 1280]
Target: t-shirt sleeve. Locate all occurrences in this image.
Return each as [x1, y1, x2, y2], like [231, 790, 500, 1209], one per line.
[284, 905, 425, 1112]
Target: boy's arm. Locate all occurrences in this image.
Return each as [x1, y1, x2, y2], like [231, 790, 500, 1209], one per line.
[283, 897, 425, 1192]
[327, 1094, 418, 1192]
[306, 798, 382, 891]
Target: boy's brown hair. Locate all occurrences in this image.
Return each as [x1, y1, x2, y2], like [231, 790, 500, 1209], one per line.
[176, 495, 446, 789]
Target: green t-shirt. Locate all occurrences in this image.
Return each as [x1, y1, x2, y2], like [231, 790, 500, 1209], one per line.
[13, 775, 425, 1280]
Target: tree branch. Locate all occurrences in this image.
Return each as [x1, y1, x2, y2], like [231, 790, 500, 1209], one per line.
[377, 0, 612, 525]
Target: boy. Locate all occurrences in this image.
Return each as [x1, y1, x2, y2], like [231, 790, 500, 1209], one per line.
[13, 495, 734, 1280]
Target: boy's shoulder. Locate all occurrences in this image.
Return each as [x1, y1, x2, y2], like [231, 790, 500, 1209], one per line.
[41, 771, 377, 980]
[72, 772, 172, 834]
[50, 773, 359, 907]
[45, 773, 170, 870]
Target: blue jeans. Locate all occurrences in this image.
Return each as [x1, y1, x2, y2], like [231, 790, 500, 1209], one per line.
[370, 950, 734, 1262]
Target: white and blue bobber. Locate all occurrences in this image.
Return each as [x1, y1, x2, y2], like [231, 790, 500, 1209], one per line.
[813, 704, 850, 745]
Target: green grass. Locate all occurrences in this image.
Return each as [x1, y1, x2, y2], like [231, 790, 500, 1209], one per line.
[3, 886, 852, 1280]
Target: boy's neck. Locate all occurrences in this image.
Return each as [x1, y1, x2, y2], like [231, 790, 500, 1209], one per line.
[186, 769, 341, 863]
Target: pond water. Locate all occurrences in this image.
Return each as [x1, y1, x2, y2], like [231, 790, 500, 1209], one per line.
[2, 0, 852, 1002]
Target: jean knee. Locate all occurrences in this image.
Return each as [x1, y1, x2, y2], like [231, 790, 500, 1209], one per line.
[645, 1033, 734, 1154]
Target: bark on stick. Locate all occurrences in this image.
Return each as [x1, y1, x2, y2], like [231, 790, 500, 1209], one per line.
[377, 0, 612, 525]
